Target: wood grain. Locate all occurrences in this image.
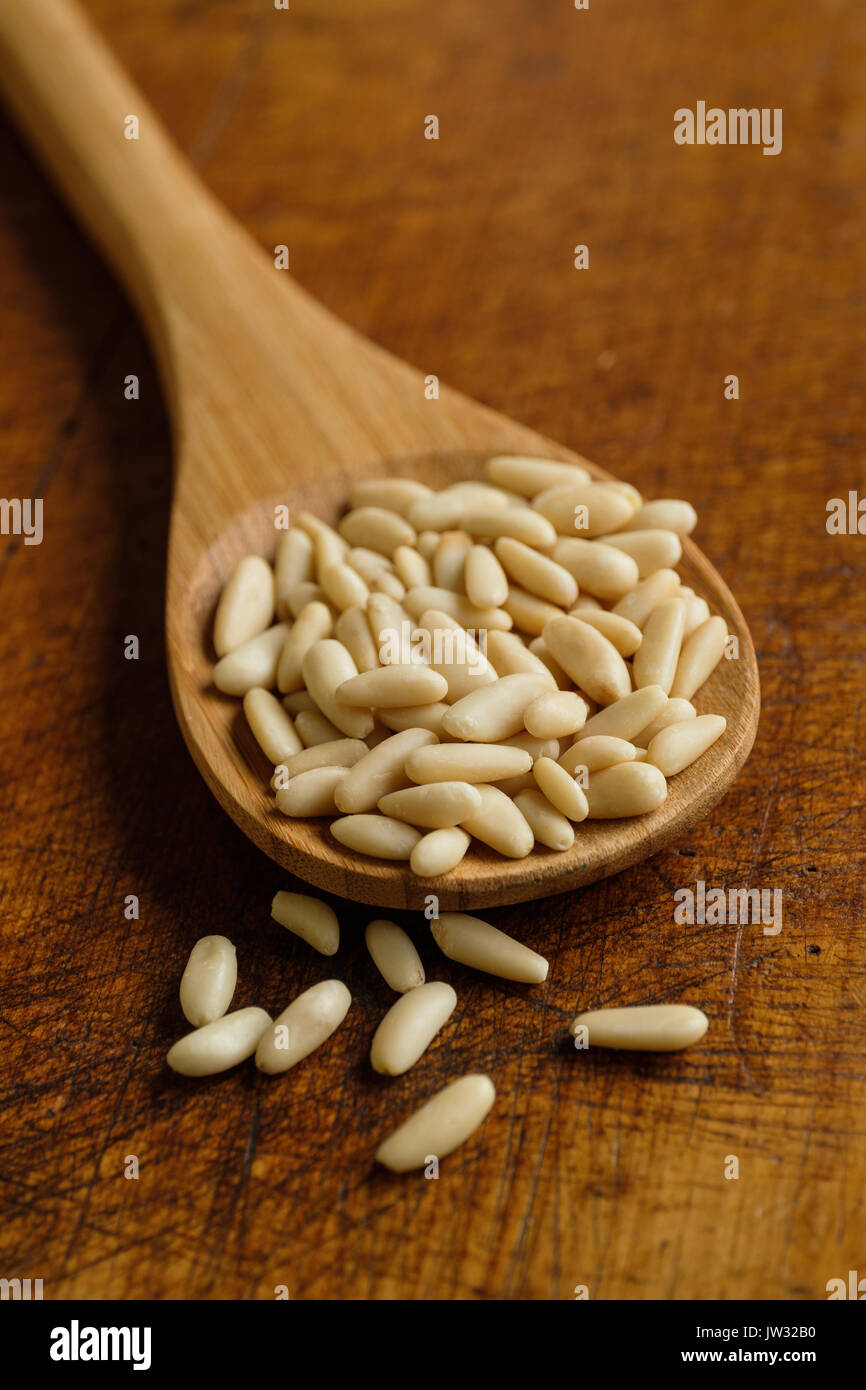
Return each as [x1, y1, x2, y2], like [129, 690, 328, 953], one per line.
[0, 0, 864, 1300]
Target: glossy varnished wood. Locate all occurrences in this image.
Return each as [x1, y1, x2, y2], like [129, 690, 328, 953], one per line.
[0, 0, 863, 1303]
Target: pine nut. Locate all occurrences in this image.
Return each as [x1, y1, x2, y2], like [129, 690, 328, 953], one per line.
[570, 1003, 708, 1051]
[527, 636, 573, 688]
[281, 690, 317, 715]
[634, 698, 696, 746]
[551, 538, 639, 601]
[567, 608, 642, 656]
[447, 480, 528, 508]
[277, 600, 333, 693]
[377, 701, 451, 735]
[409, 827, 472, 876]
[403, 585, 512, 631]
[494, 737, 560, 795]
[213, 622, 289, 696]
[647, 713, 726, 775]
[367, 593, 416, 662]
[370, 981, 457, 1075]
[458, 784, 535, 857]
[347, 546, 393, 583]
[465, 544, 509, 608]
[335, 727, 437, 814]
[274, 530, 314, 617]
[372, 571, 406, 601]
[271, 890, 340, 955]
[339, 507, 416, 557]
[612, 568, 681, 628]
[179, 935, 237, 1027]
[330, 814, 422, 859]
[242, 687, 302, 766]
[575, 684, 668, 742]
[301, 639, 374, 738]
[416, 529, 440, 560]
[286, 581, 328, 618]
[524, 690, 588, 739]
[442, 672, 550, 741]
[349, 478, 432, 516]
[336, 664, 448, 709]
[532, 481, 636, 537]
[585, 761, 668, 817]
[365, 919, 426, 991]
[619, 499, 697, 536]
[285, 738, 368, 778]
[431, 911, 548, 983]
[432, 530, 472, 591]
[406, 742, 532, 784]
[319, 561, 369, 612]
[460, 507, 558, 548]
[378, 781, 482, 828]
[514, 788, 575, 851]
[485, 630, 557, 685]
[485, 454, 590, 497]
[256, 980, 352, 1074]
[167, 1007, 272, 1077]
[312, 526, 348, 575]
[532, 756, 589, 821]
[632, 597, 687, 693]
[409, 493, 486, 532]
[213, 555, 275, 657]
[542, 615, 631, 705]
[375, 1074, 496, 1172]
[410, 608, 497, 701]
[602, 529, 682, 577]
[559, 734, 639, 774]
[294, 709, 342, 746]
[495, 536, 578, 608]
[276, 765, 348, 817]
[681, 587, 711, 638]
[335, 605, 380, 673]
[503, 584, 565, 636]
[670, 615, 728, 699]
[570, 592, 603, 611]
[394, 544, 431, 589]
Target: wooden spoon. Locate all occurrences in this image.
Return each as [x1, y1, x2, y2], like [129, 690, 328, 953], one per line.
[0, 0, 759, 909]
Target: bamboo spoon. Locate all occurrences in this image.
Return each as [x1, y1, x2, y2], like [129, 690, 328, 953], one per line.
[0, 0, 759, 909]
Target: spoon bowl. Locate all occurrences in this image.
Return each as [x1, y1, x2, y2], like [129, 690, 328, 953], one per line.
[175, 449, 759, 909]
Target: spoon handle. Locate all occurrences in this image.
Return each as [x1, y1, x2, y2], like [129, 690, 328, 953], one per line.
[0, 0, 243, 357]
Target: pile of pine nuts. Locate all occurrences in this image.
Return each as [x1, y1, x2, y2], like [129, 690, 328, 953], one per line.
[167, 901, 709, 1172]
[211, 455, 729, 875]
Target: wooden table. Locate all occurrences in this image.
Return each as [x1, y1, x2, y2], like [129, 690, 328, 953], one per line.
[2, 0, 864, 1300]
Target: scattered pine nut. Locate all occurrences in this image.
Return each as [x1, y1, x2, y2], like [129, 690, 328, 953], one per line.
[167, 1007, 272, 1077]
[570, 1003, 708, 1051]
[370, 981, 457, 1075]
[179, 935, 237, 1028]
[365, 919, 426, 991]
[431, 911, 548, 983]
[271, 890, 340, 955]
[255, 980, 352, 1074]
[375, 1074, 496, 1172]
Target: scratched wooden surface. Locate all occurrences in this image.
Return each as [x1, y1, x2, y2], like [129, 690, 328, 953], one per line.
[1, 0, 864, 1301]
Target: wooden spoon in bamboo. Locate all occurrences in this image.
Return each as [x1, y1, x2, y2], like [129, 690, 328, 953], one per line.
[0, 0, 759, 909]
